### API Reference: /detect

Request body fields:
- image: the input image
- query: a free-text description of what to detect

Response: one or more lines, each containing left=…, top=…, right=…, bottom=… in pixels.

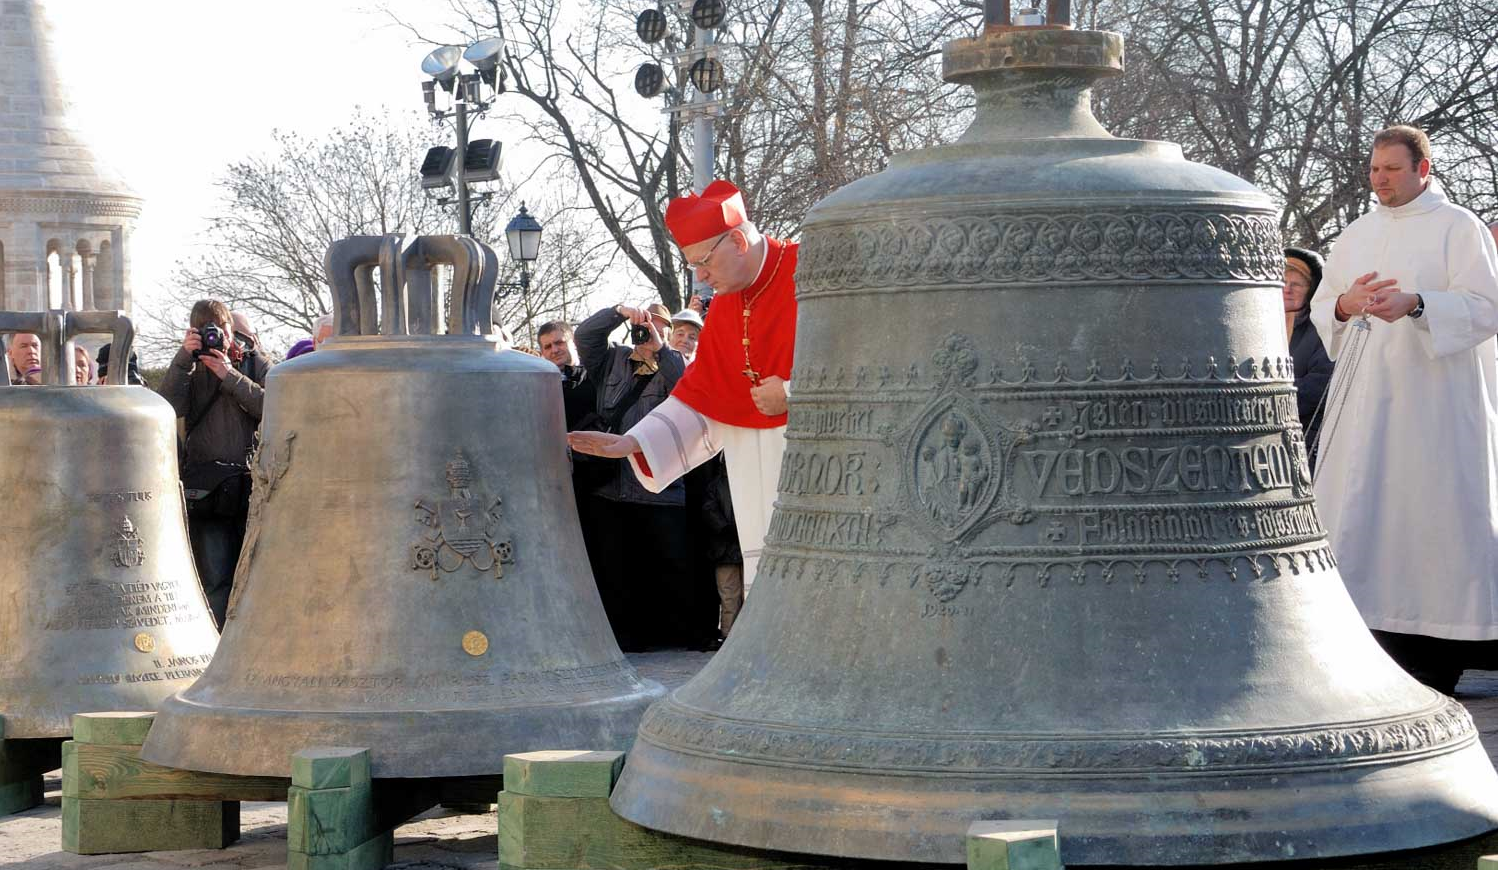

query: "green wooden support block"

left=1478, top=856, right=1498, bottom=869
left=498, top=790, right=830, bottom=870
left=71, top=712, right=155, bottom=746
left=61, top=796, right=240, bottom=854
left=62, top=739, right=287, bottom=802
left=503, top=750, right=624, bottom=798
left=287, top=747, right=385, bottom=868
left=293, top=746, right=371, bottom=790
left=288, top=830, right=394, bottom=870
left=967, top=820, right=1062, bottom=870
left=287, top=784, right=379, bottom=855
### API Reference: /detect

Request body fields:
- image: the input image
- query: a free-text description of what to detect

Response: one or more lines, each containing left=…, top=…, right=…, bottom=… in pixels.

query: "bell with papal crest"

left=0, top=310, right=219, bottom=741
left=141, top=234, right=665, bottom=778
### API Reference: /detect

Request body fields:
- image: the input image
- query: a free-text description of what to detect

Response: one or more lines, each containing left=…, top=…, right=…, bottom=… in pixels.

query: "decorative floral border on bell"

left=637, top=694, right=1477, bottom=775
left=796, top=208, right=1284, bottom=295
left=792, top=353, right=1299, bottom=396
left=759, top=543, right=1337, bottom=592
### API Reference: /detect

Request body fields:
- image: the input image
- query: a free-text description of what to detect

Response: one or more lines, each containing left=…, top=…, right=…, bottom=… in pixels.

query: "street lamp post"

left=497, top=204, right=544, bottom=342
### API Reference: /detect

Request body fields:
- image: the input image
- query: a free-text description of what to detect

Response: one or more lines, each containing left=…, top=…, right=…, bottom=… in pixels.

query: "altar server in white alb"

left=569, top=180, right=797, bottom=594
left=1311, top=125, right=1498, bottom=693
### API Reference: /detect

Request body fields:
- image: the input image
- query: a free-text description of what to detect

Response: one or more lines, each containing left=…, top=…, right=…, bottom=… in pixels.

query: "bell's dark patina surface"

left=608, top=18, right=1498, bottom=867
left=140, top=235, right=665, bottom=778
left=0, top=311, right=219, bottom=738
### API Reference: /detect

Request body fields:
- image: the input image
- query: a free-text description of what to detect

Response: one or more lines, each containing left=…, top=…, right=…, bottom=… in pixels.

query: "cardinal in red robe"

left=569, top=179, right=797, bottom=599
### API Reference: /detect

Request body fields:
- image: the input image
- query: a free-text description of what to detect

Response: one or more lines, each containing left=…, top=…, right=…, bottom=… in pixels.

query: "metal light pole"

left=453, top=98, right=473, bottom=235
left=690, top=15, right=714, bottom=196
left=633, top=1, right=729, bottom=306
left=420, top=41, right=505, bottom=237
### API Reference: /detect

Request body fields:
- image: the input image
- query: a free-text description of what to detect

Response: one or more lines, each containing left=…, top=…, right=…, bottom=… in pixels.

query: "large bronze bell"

left=0, top=310, right=218, bottom=738
left=608, top=19, right=1498, bottom=867
left=141, top=235, right=666, bottom=778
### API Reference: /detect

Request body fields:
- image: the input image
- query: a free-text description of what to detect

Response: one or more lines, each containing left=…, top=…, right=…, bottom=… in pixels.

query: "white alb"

left=1311, top=179, right=1498, bottom=639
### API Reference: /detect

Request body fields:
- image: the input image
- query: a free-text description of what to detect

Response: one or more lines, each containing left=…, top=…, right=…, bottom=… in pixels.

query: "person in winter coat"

left=573, top=302, right=692, bottom=651
left=1284, top=246, right=1334, bottom=470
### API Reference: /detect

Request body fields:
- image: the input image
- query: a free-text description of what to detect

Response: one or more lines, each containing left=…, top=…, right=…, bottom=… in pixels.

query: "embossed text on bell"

left=607, top=7, right=1498, bottom=866
left=140, top=234, right=666, bottom=779
left=0, top=310, right=219, bottom=739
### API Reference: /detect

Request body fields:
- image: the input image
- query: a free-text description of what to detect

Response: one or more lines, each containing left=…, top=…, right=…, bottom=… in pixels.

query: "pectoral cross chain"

left=741, top=305, right=760, bottom=384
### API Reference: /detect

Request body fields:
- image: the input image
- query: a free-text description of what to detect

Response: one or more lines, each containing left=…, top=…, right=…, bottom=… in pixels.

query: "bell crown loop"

left=323, top=234, right=499, bottom=340
left=943, top=28, right=1124, bottom=143
left=0, top=309, right=134, bottom=387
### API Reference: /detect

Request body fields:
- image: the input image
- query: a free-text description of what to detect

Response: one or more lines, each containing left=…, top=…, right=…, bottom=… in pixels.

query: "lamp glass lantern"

left=505, top=204, right=543, bottom=264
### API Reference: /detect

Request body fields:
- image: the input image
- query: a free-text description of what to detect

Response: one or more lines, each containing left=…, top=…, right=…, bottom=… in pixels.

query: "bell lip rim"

left=609, top=736, right=1498, bottom=865
left=138, top=677, right=669, bottom=778
left=629, top=691, right=1478, bottom=777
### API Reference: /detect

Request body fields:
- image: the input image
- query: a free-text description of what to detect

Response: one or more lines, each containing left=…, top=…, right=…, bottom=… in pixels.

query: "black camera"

left=699, top=293, right=713, bottom=314
left=629, top=323, right=653, bottom=345
left=194, top=324, right=226, bottom=358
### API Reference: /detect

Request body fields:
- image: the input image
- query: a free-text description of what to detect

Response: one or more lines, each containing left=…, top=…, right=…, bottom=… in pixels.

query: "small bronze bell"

left=0, top=310, right=218, bottom=738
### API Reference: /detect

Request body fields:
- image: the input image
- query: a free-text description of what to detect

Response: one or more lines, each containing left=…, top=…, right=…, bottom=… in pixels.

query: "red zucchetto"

left=664, top=180, right=747, bottom=247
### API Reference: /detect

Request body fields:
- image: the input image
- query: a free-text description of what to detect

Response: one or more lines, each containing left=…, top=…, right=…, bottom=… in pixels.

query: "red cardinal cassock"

left=624, top=180, right=797, bottom=592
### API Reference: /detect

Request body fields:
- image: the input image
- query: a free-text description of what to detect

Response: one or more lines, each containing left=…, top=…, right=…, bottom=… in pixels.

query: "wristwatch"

left=1409, top=294, right=1425, bottom=319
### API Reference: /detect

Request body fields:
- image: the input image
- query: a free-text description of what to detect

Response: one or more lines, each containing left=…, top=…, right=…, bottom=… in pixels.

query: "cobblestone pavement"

left=2, top=657, right=1496, bottom=869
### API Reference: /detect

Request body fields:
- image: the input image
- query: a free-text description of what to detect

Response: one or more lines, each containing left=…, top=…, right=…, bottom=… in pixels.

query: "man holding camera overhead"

left=573, top=300, right=703, bottom=651
left=160, top=299, right=270, bottom=627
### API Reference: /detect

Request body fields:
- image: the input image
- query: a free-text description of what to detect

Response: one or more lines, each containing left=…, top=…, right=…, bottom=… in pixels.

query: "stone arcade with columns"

left=0, top=0, right=141, bottom=315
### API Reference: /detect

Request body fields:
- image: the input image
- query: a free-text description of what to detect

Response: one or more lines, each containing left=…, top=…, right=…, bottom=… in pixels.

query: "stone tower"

left=0, top=0, right=142, bottom=314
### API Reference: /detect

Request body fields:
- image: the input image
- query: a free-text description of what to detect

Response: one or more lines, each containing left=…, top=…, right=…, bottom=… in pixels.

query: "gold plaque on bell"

left=461, top=630, right=489, bottom=656
left=133, top=633, right=155, bottom=653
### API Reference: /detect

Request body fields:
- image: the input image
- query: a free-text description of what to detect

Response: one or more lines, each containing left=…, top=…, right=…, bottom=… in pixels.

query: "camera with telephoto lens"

left=629, top=322, right=652, bottom=345
left=194, top=324, right=226, bottom=359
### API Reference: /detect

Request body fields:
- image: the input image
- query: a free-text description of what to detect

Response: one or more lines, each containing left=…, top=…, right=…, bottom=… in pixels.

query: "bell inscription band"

left=607, top=20, right=1498, bottom=868
left=0, top=310, right=218, bottom=737
left=141, top=235, right=665, bottom=778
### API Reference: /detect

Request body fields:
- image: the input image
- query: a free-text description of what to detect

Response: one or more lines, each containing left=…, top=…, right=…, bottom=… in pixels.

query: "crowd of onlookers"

left=537, top=297, right=738, bottom=652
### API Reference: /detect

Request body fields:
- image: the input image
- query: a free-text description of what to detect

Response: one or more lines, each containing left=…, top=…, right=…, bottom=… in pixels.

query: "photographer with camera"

left=572, top=301, right=699, bottom=650
left=160, top=300, right=271, bottom=626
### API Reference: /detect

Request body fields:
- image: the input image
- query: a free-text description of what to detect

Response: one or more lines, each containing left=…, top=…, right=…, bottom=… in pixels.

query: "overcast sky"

left=48, top=0, right=499, bottom=330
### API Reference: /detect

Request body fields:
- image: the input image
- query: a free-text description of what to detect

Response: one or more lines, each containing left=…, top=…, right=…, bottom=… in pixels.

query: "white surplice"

left=625, top=396, right=786, bottom=594
left=1310, top=180, right=1498, bottom=639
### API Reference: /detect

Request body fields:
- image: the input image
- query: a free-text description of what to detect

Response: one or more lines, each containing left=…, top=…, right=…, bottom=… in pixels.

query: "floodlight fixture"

left=464, top=37, right=506, bottom=89
left=635, top=63, right=666, bottom=98
left=463, top=37, right=503, bottom=69
left=504, top=204, right=543, bottom=264
left=464, top=139, right=503, bottom=182
left=636, top=8, right=668, bottom=43
left=419, top=146, right=457, bottom=190
left=421, top=45, right=463, bottom=92
left=690, top=0, right=727, bottom=30
left=688, top=56, right=724, bottom=94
